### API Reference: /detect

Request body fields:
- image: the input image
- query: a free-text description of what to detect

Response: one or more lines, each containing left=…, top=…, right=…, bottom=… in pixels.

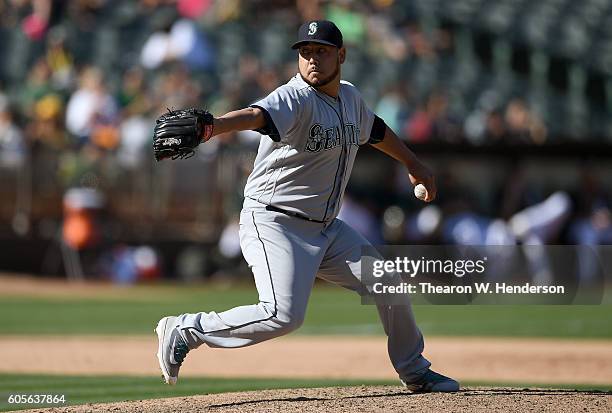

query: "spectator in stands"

left=45, top=27, right=75, bottom=92
left=65, top=66, right=118, bottom=147
left=0, top=95, right=26, bottom=168
left=151, top=65, right=202, bottom=113
left=404, top=91, right=461, bottom=143
left=116, top=67, right=153, bottom=168
left=19, top=58, right=54, bottom=117
left=117, top=67, right=150, bottom=117
left=504, top=98, right=547, bottom=145
left=374, top=83, right=412, bottom=134
left=141, top=16, right=215, bottom=72
left=464, top=90, right=507, bottom=144
left=21, top=0, right=51, bottom=41
left=27, top=92, right=66, bottom=149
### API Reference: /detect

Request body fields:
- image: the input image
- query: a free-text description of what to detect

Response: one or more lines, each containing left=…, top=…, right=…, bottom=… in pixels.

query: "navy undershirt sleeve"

left=250, top=105, right=281, bottom=142
left=368, top=115, right=387, bottom=145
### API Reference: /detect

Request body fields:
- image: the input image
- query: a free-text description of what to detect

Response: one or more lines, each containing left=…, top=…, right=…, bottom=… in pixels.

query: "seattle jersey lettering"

left=306, top=123, right=360, bottom=152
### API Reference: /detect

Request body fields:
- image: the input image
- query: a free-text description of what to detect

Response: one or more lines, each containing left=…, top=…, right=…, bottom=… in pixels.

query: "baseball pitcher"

left=153, top=20, right=458, bottom=392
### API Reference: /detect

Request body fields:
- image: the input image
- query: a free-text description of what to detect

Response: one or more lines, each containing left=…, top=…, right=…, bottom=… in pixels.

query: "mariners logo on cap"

left=291, top=20, right=343, bottom=49
left=308, top=22, right=318, bottom=35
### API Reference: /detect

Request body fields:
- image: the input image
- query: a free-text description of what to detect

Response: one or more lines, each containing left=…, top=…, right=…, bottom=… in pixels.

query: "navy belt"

left=265, top=205, right=325, bottom=223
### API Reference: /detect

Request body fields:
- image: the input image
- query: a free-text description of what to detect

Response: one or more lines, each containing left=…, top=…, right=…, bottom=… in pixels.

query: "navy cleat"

left=401, top=369, right=460, bottom=393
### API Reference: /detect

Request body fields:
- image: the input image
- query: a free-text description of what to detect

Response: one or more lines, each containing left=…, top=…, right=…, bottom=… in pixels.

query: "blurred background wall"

left=0, top=0, right=611, bottom=282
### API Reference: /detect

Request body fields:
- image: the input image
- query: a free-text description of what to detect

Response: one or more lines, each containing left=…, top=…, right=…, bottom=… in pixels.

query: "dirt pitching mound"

left=33, top=386, right=612, bottom=413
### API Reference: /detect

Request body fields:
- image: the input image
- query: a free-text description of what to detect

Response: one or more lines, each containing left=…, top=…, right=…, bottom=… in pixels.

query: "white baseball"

left=414, top=184, right=427, bottom=201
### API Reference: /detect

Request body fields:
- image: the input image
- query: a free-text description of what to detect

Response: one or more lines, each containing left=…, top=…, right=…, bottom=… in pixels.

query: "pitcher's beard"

left=300, top=62, right=340, bottom=88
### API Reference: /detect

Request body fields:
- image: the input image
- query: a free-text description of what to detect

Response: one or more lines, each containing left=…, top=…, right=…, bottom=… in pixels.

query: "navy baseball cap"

left=291, top=20, right=343, bottom=49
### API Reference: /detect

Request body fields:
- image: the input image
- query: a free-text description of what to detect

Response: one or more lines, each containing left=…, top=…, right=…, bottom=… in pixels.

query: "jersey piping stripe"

left=257, top=141, right=286, bottom=204
left=181, top=212, right=277, bottom=336
left=268, top=145, right=291, bottom=204
left=251, top=211, right=278, bottom=316
left=314, top=93, right=346, bottom=222
left=249, top=104, right=287, bottom=204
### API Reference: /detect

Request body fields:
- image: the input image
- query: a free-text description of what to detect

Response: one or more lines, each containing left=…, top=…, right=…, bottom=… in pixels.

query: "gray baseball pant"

left=176, top=204, right=431, bottom=381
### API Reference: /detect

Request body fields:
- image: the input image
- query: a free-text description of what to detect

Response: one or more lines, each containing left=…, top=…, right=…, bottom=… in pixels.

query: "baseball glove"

left=153, top=108, right=214, bottom=161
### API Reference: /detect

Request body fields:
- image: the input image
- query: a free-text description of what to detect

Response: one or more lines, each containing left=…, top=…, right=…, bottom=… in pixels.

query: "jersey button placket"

left=329, top=95, right=348, bottom=220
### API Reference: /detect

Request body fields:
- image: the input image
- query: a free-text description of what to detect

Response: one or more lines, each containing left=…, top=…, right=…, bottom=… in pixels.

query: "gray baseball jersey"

left=173, top=74, right=432, bottom=383
left=244, top=74, right=379, bottom=222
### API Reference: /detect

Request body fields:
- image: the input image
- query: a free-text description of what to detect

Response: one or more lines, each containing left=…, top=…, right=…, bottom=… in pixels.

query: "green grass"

left=0, top=374, right=609, bottom=412
left=0, top=374, right=393, bottom=412
left=0, top=283, right=611, bottom=338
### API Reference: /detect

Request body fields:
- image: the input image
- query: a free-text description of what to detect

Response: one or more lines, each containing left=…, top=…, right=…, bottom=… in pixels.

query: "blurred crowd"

left=0, top=0, right=610, bottom=281
left=2, top=0, right=610, bottom=165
